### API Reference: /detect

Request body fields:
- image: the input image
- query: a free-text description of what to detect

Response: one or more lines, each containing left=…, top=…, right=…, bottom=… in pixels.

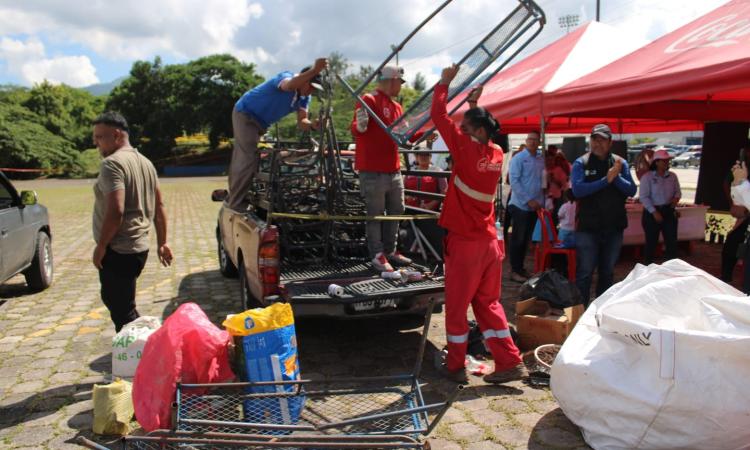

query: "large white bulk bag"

left=551, top=259, right=750, bottom=450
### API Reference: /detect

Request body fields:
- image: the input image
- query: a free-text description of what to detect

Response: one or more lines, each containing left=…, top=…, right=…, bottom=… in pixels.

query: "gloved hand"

left=355, top=107, right=369, bottom=133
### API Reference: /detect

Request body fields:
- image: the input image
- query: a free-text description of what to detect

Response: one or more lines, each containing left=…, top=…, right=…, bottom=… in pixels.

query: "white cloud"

left=0, top=0, right=265, bottom=63
left=0, top=36, right=97, bottom=86
left=0, top=0, right=732, bottom=86
left=21, top=55, right=98, bottom=86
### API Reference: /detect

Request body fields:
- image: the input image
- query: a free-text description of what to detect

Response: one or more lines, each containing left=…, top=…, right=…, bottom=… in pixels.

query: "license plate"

left=352, top=299, right=397, bottom=311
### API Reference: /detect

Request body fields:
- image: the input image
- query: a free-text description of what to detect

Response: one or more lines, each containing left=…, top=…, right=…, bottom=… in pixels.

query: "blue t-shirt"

left=234, top=71, right=311, bottom=129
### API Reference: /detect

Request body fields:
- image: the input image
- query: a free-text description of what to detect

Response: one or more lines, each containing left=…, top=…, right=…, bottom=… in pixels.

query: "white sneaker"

left=372, top=252, right=394, bottom=272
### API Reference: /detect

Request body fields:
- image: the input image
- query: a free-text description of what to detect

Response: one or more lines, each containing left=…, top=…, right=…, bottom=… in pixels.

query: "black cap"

left=591, top=123, right=612, bottom=139
left=300, top=66, right=324, bottom=91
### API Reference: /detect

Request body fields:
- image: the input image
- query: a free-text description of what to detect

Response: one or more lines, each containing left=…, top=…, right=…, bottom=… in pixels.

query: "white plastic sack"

left=551, top=259, right=750, bottom=450
left=112, top=316, right=161, bottom=378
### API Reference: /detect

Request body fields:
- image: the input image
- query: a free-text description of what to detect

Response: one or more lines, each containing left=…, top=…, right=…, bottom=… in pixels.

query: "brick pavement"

left=0, top=177, right=732, bottom=449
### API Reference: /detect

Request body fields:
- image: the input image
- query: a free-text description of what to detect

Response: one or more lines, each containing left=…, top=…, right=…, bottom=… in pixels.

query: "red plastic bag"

left=132, top=303, right=235, bottom=431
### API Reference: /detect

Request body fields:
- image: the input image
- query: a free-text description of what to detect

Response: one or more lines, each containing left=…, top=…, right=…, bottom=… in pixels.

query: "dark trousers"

left=508, top=205, right=536, bottom=273
left=642, top=205, right=678, bottom=264
left=721, top=217, right=750, bottom=282
left=575, top=229, right=624, bottom=306
left=99, top=247, right=149, bottom=332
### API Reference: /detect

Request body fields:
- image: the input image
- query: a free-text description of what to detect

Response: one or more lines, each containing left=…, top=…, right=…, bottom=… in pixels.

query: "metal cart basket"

left=79, top=303, right=459, bottom=449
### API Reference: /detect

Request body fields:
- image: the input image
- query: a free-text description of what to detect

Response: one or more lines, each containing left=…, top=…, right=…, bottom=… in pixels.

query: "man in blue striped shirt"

left=508, top=131, right=545, bottom=282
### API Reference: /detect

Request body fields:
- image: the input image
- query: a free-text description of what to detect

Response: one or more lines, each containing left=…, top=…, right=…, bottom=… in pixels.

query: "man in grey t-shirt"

left=92, top=111, right=173, bottom=331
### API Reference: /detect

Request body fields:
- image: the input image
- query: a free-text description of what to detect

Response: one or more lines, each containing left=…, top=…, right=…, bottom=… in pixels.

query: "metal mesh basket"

left=175, top=378, right=430, bottom=437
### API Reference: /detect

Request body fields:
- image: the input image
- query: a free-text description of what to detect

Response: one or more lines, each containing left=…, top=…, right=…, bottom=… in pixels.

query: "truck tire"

left=218, top=228, right=238, bottom=278
left=238, top=258, right=261, bottom=310
left=24, top=231, right=53, bottom=291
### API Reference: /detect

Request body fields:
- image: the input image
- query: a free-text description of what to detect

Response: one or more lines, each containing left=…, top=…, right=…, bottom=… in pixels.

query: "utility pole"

left=596, top=0, right=600, bottom=21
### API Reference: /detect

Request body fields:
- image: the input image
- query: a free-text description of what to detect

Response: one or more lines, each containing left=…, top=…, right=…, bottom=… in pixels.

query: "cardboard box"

left=515, top=298, right=584, bottom=351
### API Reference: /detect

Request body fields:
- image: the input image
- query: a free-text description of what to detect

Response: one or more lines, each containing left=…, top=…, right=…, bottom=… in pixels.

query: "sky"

left=0, top=0, right=730, bottom=89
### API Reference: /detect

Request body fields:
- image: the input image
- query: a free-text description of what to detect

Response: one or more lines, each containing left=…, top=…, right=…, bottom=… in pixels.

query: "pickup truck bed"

left=280, top=261, right=444, bottom=317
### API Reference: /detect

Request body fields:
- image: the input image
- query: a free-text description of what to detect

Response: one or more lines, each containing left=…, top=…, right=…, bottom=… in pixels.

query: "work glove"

left=355, top=107, right=369, bottom=133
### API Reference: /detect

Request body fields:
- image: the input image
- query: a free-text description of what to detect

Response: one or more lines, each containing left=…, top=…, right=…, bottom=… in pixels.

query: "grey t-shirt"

left=93, top=147, right=159, bottom=254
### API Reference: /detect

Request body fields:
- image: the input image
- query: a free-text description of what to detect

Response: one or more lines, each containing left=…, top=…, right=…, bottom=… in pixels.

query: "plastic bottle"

left=402, top=270, right=423, bottom=282
left=495, top=221, right=504, bottom=240
left=381, top=271, right=402, bottom=280
left=327, top=284, right=344, bottom=297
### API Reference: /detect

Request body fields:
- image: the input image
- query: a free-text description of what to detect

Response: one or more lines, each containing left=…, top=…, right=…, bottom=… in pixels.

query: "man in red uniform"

left=432, top=64, right=527, bottom=384
left=404, top=151, right=447, bottom=211
left=351, top=65, right=413, bottom=272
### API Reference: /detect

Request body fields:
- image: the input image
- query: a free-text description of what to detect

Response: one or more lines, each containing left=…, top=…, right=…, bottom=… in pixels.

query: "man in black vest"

left=571, top=124, right=637, bottom=305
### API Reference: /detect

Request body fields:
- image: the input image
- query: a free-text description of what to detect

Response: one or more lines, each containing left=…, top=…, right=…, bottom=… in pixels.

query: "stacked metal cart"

left=79, top=304, right=459, bottom=449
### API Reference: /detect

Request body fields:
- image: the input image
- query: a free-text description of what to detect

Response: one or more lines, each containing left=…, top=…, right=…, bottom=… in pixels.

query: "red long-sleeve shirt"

left=350, top=89, right=403, bottom=173
left=432, top=83, right=504, bottom=240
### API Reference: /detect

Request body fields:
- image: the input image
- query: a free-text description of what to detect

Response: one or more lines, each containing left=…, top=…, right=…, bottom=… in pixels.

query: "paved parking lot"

left=0, top=177, right=729, bottom=449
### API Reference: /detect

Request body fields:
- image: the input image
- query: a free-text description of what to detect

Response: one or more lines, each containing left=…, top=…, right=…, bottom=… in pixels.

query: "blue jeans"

left=575, top=230, right=623, bottom=306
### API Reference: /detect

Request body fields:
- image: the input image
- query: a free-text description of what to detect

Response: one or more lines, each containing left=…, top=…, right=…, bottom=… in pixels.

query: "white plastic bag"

left=112, top=316, right=161, bottom=378
left=551, top=259, right=750, bottom=450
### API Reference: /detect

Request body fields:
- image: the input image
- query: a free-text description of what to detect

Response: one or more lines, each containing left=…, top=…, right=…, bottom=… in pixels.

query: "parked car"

left=673, top=151, right=702, bottom=168
left=0, top=171, right=53, bottom=291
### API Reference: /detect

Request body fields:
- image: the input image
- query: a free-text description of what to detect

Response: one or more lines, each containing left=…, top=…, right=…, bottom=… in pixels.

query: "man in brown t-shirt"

left=92, top=111, right=172, bottom=331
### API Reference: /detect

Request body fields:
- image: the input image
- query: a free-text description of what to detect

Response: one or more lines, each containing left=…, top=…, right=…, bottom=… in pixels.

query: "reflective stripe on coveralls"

left=446, top=333, right=469, bottom=344
left=453, top=175, right=495, bottom=203
left=482, top=329, right=512, bottom=340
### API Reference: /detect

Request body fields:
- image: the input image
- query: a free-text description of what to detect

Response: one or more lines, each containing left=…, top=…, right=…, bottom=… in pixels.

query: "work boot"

left=483, top=363, right=529, bottom=385
left=437, top=363, right=469, bottom=384
left=371, top=252, right=394, bottom=272
left=509, top=272, right=528, bottom=283
left=387, top=251, right=412, bottom=267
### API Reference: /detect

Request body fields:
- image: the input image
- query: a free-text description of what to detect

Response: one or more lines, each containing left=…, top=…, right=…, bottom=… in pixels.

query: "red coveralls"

left=431, top=84, right=523, bottom=373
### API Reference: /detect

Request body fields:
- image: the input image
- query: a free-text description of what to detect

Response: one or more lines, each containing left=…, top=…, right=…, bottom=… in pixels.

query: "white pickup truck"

left=212, top=144, right=444, bottom=318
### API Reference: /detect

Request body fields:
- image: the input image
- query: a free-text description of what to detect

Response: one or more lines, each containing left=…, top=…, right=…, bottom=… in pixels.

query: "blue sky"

left=0, top=0, right=728, bottom=88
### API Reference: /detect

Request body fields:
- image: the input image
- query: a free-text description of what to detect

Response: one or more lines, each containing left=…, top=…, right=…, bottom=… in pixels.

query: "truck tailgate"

left=279, top=262, right=444, bottom=317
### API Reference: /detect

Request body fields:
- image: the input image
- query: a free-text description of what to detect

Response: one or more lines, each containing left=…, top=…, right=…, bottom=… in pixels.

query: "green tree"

left=412, top=72, right=427, bottom=92
left=0, top=102, right=82, bottom=175
left=107, top=55, right=263, bottom=158
left=183, top=54, right=263, bottom=148
left=327, top=51, right=350, bottom=80
left=23, top=81, right=103, bottom=149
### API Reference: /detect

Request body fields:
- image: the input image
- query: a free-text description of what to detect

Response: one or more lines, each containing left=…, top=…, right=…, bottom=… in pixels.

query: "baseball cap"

left=300, top=66, right=324, bottom=91
left=378, top=65, right=406, bottom=83
left=652, top=149, right=672, bottom=161
left=590, top=123, right=612, bottom=139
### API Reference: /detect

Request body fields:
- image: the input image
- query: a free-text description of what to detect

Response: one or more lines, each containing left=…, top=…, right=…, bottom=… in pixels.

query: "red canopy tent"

left=545, top=0, right=750, bottom=128
left=473, top=21, right=648, bottom=133
left=456, top=21, right=702, bottom=133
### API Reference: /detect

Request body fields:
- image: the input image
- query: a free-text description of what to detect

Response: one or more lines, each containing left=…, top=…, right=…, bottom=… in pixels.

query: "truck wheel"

left=24, top=231, right=53, bottom=291
left=218, top=230, right=238, bottom=278
left=238, top=258, right=261, bottom=310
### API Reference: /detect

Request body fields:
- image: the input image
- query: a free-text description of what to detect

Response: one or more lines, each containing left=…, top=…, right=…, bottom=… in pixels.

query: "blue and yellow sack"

left=224, top=303, right=303, bottom=429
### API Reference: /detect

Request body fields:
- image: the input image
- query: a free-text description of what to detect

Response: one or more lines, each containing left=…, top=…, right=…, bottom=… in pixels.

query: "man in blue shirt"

left=508, top=130, right=545, bottom=282
left=571, top=124, right=637, bottom=305
left=227, top=58, right=328, bottom=211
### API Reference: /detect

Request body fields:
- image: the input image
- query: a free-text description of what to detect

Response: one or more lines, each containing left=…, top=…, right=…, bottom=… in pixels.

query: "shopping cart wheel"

left=423, top=439, right=432, bottom=450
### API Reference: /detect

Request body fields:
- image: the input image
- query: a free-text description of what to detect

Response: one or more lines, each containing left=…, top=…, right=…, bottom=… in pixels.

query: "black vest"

left=577, top=152, right=628, bottom=232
